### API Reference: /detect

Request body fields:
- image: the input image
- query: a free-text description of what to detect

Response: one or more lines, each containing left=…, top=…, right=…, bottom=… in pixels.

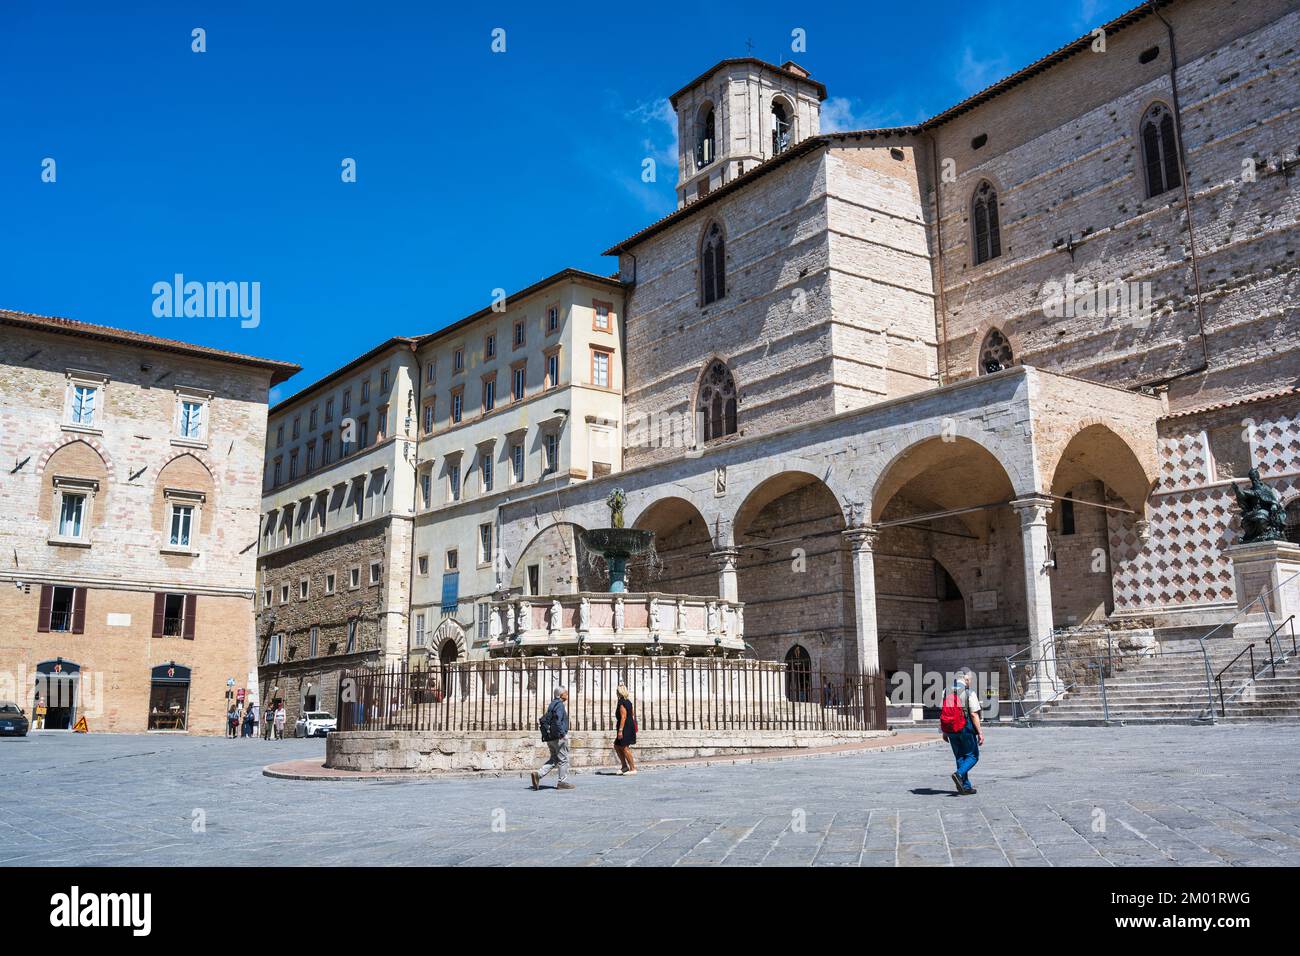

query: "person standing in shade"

left=531, top=687, right=574, bottom=791
left=614, top=683, right=638, bottom=775
left=939, top=668, right=984, bottom=795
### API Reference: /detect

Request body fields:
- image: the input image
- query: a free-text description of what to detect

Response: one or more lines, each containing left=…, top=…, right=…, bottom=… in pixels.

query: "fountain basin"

left=486, top=591, right=745, bottom=657
left=579, top=528, right=655, bottom=593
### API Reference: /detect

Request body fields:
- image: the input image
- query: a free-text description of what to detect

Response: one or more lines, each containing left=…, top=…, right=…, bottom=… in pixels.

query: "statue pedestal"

left=1225, top=540, right=1300, bottom=642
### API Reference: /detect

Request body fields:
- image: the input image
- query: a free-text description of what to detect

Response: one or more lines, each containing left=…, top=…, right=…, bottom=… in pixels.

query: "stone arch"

left=1042, top=421, right=1156, bottom=519
left=870, top=432, right=1025, bottom=527
left=154, top=452, right=217, bottom=535
left=36, top=435, right=114, bottom=477
left=631, top=496, right=716, bottom=597
left=511, top=521, right=594, bottom=595
left=431, top=618, right=467, bottom=660
left=731, top=468, right=852, bottom=536
left=770, top=93, right=795, bottom=154
left=732, top=470, right=853, bottom=670
left=694, top=101, right=717, bottom=168
left=38, top=439, right=111, bottom=529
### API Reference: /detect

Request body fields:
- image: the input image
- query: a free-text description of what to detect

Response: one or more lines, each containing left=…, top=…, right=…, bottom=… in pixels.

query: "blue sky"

left=1, top=0, right=1136, bottom=402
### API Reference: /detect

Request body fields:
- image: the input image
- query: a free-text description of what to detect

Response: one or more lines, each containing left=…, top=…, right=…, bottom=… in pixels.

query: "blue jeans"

left=948, top=728, right=979, bottom=789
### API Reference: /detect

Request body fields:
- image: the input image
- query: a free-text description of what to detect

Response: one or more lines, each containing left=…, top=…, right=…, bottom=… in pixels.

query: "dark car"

left=0, top=702, right=29, bottom=737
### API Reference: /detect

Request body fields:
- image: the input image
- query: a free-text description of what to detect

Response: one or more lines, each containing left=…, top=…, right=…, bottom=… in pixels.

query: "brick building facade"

left=0, top=310, right=296, bottom=734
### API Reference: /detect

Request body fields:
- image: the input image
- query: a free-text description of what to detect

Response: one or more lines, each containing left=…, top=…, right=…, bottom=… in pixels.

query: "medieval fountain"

left=485, top=488, right=747, bottom=657
left=324, top=489, right=888, bottom=775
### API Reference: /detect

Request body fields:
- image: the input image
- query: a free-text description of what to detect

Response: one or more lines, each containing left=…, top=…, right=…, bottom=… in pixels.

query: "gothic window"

left=700, top=221, right=726, bottom=305
left=698, top=360, right=737, bottom=442
left=771, top=98, right=792, bottom=155
left=978, top=328, right=1013, bottom=375
left=695, top=105, right=716, bottom=169
left=971, top=181, right=1001, bottom=265
left=1140, top=102, right=1181, bottom=198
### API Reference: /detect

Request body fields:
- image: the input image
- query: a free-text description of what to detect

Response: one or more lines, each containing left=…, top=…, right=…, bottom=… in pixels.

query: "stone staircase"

left=1026, top=635, right=1300, bottom=725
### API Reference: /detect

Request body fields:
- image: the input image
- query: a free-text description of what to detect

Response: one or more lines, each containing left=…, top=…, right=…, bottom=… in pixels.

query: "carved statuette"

left=578, top=596, right=591, bottom=632
left=607, top=488, right=628, bottom=529
left=647, top=597, right=660, bottom=633
left=515, top=600, right=530, bottom=636
left=548, top=599, right=563, bottom=633
left=613, top=597, right=625, bottom=632
left=488, top=606, right=501, bottom=641
left=1232, top=467, right=1287, bottom=543
left=707, top=601, right=719, bottom=634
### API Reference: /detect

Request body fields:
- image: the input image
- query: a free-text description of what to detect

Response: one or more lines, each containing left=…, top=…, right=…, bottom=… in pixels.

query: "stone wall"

left=326, top=728, right=894, bottom=774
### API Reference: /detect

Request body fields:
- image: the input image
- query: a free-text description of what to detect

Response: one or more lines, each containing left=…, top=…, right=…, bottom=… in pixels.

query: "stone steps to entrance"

left=1026, top=638, right=1300, bottom=724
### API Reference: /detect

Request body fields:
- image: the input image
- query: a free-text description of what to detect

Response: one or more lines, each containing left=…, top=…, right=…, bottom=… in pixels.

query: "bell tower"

left=669, top=58, right=826, bottom=208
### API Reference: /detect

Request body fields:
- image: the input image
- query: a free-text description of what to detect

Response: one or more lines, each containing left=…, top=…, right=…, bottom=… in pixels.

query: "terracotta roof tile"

left=0, top=308, right=301, bottom=385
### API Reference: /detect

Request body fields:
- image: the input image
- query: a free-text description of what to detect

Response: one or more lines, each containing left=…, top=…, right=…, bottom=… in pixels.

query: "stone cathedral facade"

left=497, top=0, right=1300, bottom=690
left=256, top=0, right=1298, bottom=719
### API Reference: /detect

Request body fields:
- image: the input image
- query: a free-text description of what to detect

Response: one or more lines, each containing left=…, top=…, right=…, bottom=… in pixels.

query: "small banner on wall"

left=72, top=715, right=89, bottom=733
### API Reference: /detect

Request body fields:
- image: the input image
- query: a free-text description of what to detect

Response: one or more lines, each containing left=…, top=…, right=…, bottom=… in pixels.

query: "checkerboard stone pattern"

left=1110, top=403, right=1300, bottom=614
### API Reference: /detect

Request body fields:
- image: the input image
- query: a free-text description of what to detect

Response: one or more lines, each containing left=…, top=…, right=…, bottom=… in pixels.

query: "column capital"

left=1009, top=494, right=1054, bottom=525
left=842, top=525, right=882, bottom=552
left=709, top=547, right=739, bottom=570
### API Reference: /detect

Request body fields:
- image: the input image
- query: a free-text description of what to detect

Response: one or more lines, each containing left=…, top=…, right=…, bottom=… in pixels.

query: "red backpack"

left=939, top=686, right=968, bottom=734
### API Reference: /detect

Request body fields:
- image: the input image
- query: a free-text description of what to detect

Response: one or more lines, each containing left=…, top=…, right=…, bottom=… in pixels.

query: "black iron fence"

left=338, top=658, right=888, bottom=734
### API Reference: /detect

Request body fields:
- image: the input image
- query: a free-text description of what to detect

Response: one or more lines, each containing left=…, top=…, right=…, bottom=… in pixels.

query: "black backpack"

left=538, top=702, right=557, bottom=742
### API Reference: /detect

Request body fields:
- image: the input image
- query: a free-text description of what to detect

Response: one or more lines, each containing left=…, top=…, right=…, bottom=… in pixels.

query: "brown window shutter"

left=152, top=593, right=166, bottom=638
left=37, top=585, right=53, bottom=633
left=183, top=594, right=197, bottom=640
left=72, top=588, right=87, bottom=634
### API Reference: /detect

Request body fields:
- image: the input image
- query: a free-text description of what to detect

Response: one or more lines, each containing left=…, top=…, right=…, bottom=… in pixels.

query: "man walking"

left=531, top=686, right=574, bottom=791
left=940, top=668, right=984, bottom=795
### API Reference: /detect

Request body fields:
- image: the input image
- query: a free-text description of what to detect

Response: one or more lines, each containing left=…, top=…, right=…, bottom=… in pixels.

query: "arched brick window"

left=978, top=327, right=1013, bottom=375
left=1140, top=102, right=1181, bottom=198
left=698, top=359, right=737, bottom=442
left=971, top=181, right=1001, bottom=265
left=700, top=221, right=726, bottom=306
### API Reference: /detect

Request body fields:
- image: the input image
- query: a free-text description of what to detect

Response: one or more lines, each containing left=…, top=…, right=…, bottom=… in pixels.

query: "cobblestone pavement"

left=3, top=725, right=1299, bottom=866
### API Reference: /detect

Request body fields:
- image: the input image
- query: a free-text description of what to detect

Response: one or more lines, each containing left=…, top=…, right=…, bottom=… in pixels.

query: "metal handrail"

left=1214, top=643, right=1255, bottom=717
left=1217, top=614, right=1297, bottom=712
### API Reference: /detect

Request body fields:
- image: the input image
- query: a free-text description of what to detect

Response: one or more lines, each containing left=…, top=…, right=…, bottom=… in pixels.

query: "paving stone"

left=4, top=726, right=1300, bottom=867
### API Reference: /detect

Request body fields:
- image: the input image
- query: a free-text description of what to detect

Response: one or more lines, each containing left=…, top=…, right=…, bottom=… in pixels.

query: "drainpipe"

left=1145, top=0, right=1210, bottom=383
left=926, top=131, right=950, bottom=385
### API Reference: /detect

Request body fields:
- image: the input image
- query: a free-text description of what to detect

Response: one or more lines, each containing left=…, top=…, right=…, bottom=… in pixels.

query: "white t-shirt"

left=952, top=683, right=981, bottom=721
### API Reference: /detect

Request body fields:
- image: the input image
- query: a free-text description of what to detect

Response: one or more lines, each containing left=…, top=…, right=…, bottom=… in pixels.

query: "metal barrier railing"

left=337, top=657, right=889, bottom=734
left=1005, top=569, right=1300, bottom=723
left=1215, top=614, right=1296, bottom=715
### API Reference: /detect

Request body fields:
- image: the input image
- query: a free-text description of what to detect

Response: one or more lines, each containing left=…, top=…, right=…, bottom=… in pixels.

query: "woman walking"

left=613, top=683, right=637, bottom=775
left=273, top=701, right=286, bottom=740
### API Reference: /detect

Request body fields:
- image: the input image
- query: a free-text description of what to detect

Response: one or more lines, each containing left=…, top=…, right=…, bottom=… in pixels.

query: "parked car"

left=0, top=702, right=30, bottom=737
left=294, top=711, right=336, bottom=738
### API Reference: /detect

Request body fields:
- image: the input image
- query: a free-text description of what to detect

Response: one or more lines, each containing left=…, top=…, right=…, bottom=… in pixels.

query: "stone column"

left=1010, top=495, right=1063, bottom=700
left=842, top=526, right=882, bottom=676
left=711, top=547, right=739, bottom=603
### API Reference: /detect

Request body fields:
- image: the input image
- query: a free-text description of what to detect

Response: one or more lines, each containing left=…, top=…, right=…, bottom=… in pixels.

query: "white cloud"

left=955, top=46, right=1010, bottom=96
left=627, top=97, right=678, bottom=168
